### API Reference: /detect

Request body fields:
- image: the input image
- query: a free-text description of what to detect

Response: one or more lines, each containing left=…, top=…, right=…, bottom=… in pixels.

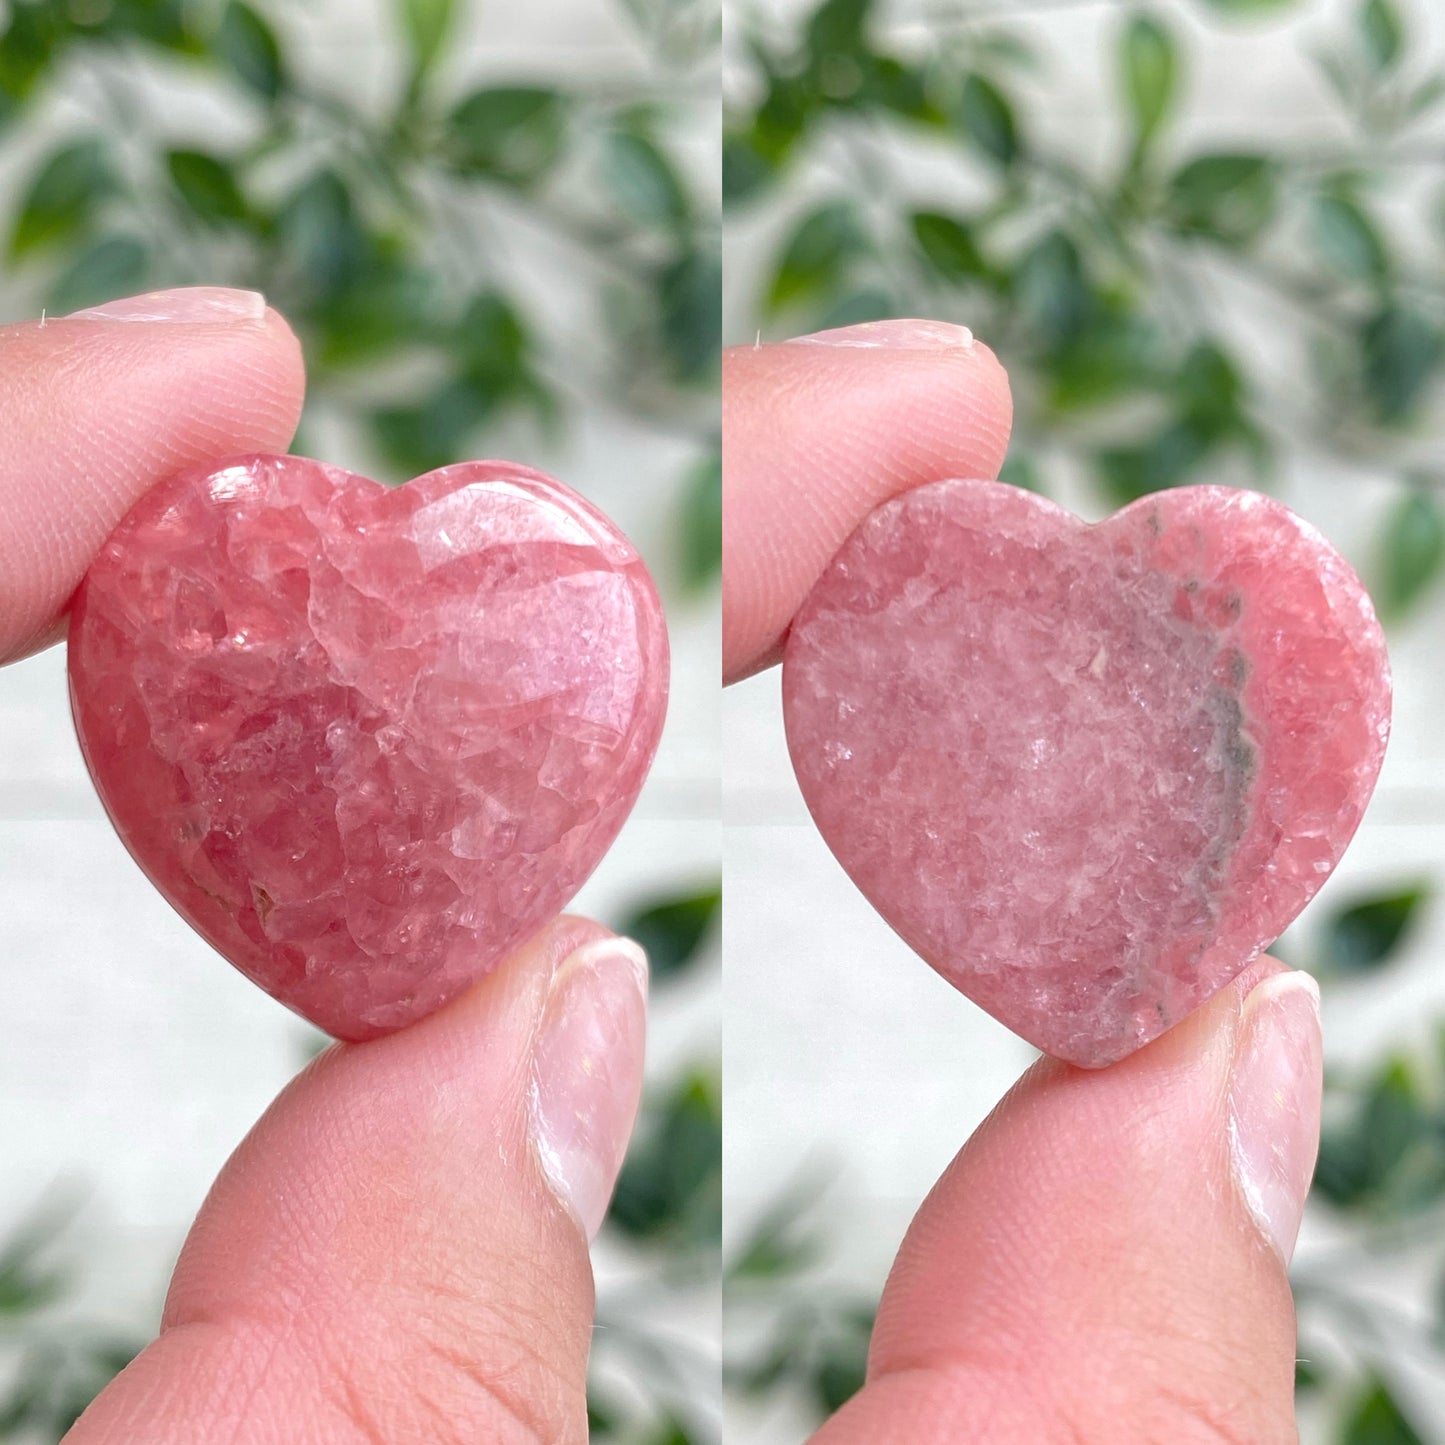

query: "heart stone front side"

left=69, top=456, right=668, bottom=1040
left=783, top=480, right=1390, bottom=1067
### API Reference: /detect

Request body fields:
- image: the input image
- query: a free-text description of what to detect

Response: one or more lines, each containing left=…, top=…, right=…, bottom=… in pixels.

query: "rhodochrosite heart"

left=69, top=456, right=668, bottom=1040
left=783, top=480, right=1390, bottom=1067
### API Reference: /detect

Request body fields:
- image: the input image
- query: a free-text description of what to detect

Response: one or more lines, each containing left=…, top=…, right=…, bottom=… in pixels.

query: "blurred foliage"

left=0, top=0, right=721, bottom=591
left=727, top=0, right=1445, bottom=1438
left=725, top=1171, right=877, bottom=1420
left=1317, top=883, right=1432, bottom=978
left=591, top=878, right=720, bottom=1441
left=727, top=0, right=1445, bottom=617
left=619, top=880, right=721, bottom=984
left=0, top=1200, right=145, bottom=1439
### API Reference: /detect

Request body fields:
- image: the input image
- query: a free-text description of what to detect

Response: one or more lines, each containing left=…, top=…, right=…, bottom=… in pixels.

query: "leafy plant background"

left=0, top=1, right=719, bottom=1442
left=724, top=0, right=1445, bottom=1441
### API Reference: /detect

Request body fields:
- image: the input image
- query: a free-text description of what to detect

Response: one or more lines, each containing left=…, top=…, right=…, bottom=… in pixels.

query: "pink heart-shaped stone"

left=69, top=455, right=668, bottom=1040
left=782, top=480, right=1390, bottom=1066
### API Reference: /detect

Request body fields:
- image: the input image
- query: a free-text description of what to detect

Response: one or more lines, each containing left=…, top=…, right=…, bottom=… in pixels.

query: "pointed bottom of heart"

left=783, top=480, right=1391, bottom=1067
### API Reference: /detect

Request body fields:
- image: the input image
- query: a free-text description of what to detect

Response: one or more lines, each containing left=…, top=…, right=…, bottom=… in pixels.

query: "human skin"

left=0, top=294, right=1321, bottom=1444
left=1, top=289, right=647, bottom=1445
left=725, top=319, right=1320, bottom=1445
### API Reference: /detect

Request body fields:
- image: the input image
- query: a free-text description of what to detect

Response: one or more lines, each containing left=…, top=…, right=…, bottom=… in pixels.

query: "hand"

left=723, top=319, right=1320, bottom=1445
left=2, top=288, right=646, bottom=1445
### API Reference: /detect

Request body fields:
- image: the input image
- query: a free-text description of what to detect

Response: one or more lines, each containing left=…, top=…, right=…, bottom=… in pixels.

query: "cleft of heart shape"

left=782, top=479, right=1391, bottom=1067
left=68, top=455, right=668, bottom=1040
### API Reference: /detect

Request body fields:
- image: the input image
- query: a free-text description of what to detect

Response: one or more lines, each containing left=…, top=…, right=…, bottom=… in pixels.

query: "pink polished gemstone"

left=69, top=456, right=668, bottom=1040
left=783, top=480, right=1390, bottom=1067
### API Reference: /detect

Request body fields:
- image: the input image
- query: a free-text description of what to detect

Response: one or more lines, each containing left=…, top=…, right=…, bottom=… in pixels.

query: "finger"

left=814, top=959, right=1320, bottom=1445
left=722, top=319, right=1013, bottom=682
left=65, top=917, right=648, bottom=1445
left=0, top=287, right=306, bottom=664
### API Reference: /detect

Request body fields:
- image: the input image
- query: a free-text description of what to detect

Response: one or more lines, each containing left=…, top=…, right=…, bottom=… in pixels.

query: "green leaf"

left=0, top=1201, right=76, bottom=1316
left=608, top=1068, right=721, bottom=1244
left=765, top=201, right=863, bottom=314
left=1015, top=229, right=1090, bottom=347
left=166, top=149, right=248, bottom=225
left=216, top=1, right=285, bottom=101
left=1403, top=73, right=1445, bottom=123
left=1362, top=305, right=1444, bottom=423
left=660, top=244, right=722, bottom=382
left=370, top=376, right=494, bottom=477
left=958, top=74, right=1019, bottom=166
left=1321, top=885, right=1430, bottom=974
left=1177, top=341, right=1246, bottom=426
left=1043, top=314, right=1165, bottom=412
left=911, top=211, right=989, bottom=283
left=48, top=236, right=148, bottom=313
left=619, top=883, right=720, bottom=982
left=603, top=131, right=689, bottom=227
left=678, top=448, right=721, bottom=590
left=311, top=256, right=438, bottom=367
left=805, top=0, right=872, bottom=61
left=814, top=1325, right=870, bottom=1414
left=586, top=1390, right=620, bottom=1436
left=1295, top=1355, right=1326, bottom=1391
left=1376, top=489, right=1445, bottom=622
left=643, top=1420, right=696, bottom=1445
left=447, top=86, right=567, bottom=185
left=723, top=131, right=775, bottom=205
left=453, top=291, right=528, bottom=380
left=1341, top=1378, right=1425, bottom=1445
left=9, top=140, right=114, bottom=259
left=1360, top=0, right=1404, bottom=71
left=998, top=453, right=1047, bottom=494
left=1122, top=11, right=1178, bottom=149
left=728, top=1189, right=826, bottom=1280
left=862, top=57, right=942, bottom=125
left=0, top=1256, right=64, bottom=1314
left=0, top=1, right=65, bottom=114
left=1311, top=193, right=1389, bottom=283
left=1361, top=1061, right=1428, bottom=1192
left=398, top=0, right=454, bottom=80
left=102, top=0, right=201, bottom=51
left=1095, top=420, right=1214, bottom=505
left=1165, top=153, right=1276, bottom=245
left=275, top=169, right=368, bottom=299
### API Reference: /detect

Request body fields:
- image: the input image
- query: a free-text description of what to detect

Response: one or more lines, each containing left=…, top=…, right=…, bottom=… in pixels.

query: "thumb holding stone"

left=65, top=916, right=647, bottom=1445
left=813, top=958, right=1321, bottom=1445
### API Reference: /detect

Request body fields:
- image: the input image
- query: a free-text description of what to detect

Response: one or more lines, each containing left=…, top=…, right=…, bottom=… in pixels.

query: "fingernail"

left=530, top=937, right=649, bottom=1239
left=63, top=286, right=267, bottom=323
left=1227, top=970, right=1323, bottom=1262
left=786, top=317, right=975, bottom=350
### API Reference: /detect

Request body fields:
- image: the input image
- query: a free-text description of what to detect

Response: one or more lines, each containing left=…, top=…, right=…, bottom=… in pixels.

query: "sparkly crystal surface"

left=782, top=480, right=1390, bottom=1066
left=69, top=455, right=668, bottom=1040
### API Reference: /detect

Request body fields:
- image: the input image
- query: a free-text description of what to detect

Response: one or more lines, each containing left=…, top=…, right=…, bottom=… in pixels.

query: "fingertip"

left=722, top=323, right=1014, bottom=682
left=0, top=295, right=308, bottom=663
left=78, top=918, right=625, bottom=1445
left=855, top=957, right=1310, bottom=1442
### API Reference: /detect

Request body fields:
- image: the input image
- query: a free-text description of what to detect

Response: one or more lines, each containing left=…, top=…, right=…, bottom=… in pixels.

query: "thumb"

left=0, top=286, right=305, bottom=664
left=815, top=958, right=1321, bottom=1445
left=64, top=916, right=648, bottom=1445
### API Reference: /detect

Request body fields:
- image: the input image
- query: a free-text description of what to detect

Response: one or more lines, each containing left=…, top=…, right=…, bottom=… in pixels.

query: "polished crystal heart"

left=783, top=480, right=1390, bottom=1066
left=69, top=455, right=668, bottom=1039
